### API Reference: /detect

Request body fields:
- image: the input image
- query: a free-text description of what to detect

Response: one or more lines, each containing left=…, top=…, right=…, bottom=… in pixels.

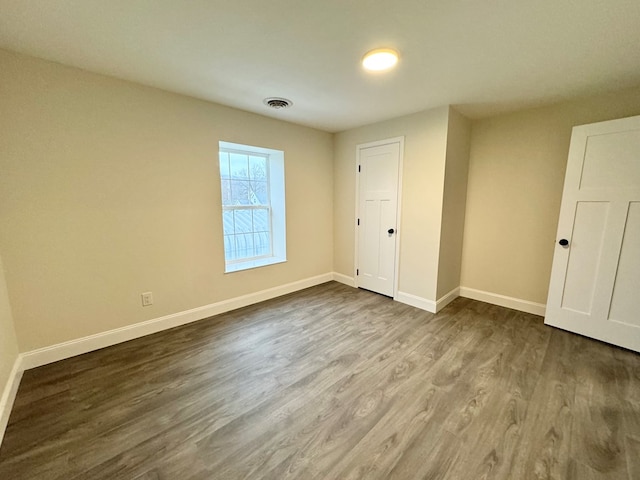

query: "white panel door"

left=357, top=140, right=401, bottom=297
left=545, top=115, right=640, bottom=352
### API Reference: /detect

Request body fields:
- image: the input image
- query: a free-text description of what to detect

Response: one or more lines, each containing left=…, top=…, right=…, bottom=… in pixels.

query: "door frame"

left=354, top=136, right=405, bottom=297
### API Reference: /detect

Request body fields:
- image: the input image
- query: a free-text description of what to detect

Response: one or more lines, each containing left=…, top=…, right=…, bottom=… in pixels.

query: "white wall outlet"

left=141, top=292, right=153, bottom=306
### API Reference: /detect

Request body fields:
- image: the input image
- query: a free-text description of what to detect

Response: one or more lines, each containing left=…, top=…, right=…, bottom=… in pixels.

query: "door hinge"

left=357, top=218, right=360, bottom=226
left=356, top=269, right=359, bottom=276
left=358, top=165, right=361, bottom=172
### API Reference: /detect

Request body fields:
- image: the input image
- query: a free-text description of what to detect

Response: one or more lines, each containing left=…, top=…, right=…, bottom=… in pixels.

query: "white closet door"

left=356, top=141, right=401, bottom=297
left=545, top=115, right=640, bottom=352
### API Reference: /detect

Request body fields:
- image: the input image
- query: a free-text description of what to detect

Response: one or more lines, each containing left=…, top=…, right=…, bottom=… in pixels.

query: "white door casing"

left=356, top=138, right=403, bottom=297
left=545, top=115, right=640, bottom=352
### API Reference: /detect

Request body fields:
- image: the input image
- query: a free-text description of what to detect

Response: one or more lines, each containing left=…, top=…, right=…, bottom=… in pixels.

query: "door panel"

left=360, top=199, right=383, bottom=281
left=378, top=199, right=396, bottom=284
left=609, top=202, right=640, bottom=327
left=580, top=130, right=640, bottom=189
left=357, top=141, right=401, bottom=297
left=545, top=115, right=640, bottom=352
left=560, top=201, right=609, bottom=314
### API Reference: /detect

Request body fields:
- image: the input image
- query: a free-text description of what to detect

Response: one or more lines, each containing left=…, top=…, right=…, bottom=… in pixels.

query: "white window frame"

left=219, top=141, right=286, bottom=273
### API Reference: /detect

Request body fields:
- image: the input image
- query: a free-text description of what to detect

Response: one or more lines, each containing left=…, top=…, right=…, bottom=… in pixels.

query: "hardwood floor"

left=1, top=281, right=639, bottom=479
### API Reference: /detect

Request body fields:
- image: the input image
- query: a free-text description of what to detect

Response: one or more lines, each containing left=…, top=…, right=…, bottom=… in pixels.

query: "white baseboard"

left=459, top=287, right=546, bottom=316
left=1, top=277, right=544, bottom=447
left=395, top=291, right=437, bottom=313
left=21, top=273, right=334, bottom=370
left=0, top=355, right=23, bottom=446
left=332, top=272, right=356, bottom=287
left=19, top=280, right=543, bottom=371
left=436, top=287, right=460, bottom=312
left=395, top=287, right=461, bottom=314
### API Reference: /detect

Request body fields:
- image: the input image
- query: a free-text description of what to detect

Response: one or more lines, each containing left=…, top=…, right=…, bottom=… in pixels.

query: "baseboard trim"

left=0, top=355, right=23, bottom=446
left=20, top=273, right=334, bottom=370
left=459, top=287, right=546, bottom=316
left=332, top=272, right=356, bottom=287
left=395, top=288, right=460, bottom=314
left=436, top=287, right=460, bottom=312
left=395, top=291, right=436, bottom=313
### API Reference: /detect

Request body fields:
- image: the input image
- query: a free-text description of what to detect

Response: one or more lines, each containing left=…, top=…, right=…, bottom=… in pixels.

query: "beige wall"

left=436, top=108, right=471, bottom=298
left=0, top=254, right=19, bottom=402
left=334, top=107, right=450, bottom=301
left=4, top=46, right=640, bottom=355
left=461, top=86, right=640, bottom=304
left=0, top=49, right=334, bottom=352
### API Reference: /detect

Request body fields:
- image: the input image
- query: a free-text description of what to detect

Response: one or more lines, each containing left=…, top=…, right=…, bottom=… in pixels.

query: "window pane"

left=253, top=208, right=269, bottom=232
left=234, top=209, right=252, bottom=233
left=223, top=210, right=234, bottom=235
left=235, top=233, right=246, bottom=258
left=252, top=180, right=268, bottom=205
left=255, top=232, right=271, bottom=256
left=249, top=156, right=267, bottom=180
left=223, top=235, right=235, bottom=260
left=219, top=152, right=230, bottom=178
left=244, top=233, right=255, bottom=258
left=220, top=179, right=231, bottom=205
left=230, top=153, right=249, bottom=179
left=230, top=179, right=251, bottom=205
left=246, top=181, right=265, bottom=206
left=235, top=233, right=254, bottom=259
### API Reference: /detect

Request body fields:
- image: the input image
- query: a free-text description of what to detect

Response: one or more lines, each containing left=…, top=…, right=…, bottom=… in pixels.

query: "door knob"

left=559, top=239, right=569, bottom=246
left=388, top=228, right=395, bottom=234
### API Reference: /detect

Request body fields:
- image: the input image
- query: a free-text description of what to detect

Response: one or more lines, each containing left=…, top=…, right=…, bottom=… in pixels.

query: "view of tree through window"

left=219, top=149, right=272, bottom=262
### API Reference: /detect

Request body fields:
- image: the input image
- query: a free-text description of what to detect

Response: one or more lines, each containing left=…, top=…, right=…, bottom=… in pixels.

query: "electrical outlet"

left=141, top=292, right=153, bottom=306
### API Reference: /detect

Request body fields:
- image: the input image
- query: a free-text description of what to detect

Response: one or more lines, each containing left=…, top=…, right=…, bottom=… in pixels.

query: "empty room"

left=1, top=1, right=639, bottom=479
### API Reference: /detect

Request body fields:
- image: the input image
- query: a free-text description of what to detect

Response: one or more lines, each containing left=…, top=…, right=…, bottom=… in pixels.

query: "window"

left=218, top=141, right=286, bottom=272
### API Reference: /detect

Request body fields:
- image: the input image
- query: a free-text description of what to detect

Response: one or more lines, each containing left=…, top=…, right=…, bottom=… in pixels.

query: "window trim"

left=219, top=141, right=286, bottom=273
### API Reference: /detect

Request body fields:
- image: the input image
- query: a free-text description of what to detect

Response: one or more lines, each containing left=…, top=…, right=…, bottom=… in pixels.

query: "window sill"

left=224, top=256, right=286, bottom=273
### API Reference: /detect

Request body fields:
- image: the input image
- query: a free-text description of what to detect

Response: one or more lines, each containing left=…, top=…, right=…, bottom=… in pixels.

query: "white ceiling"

left=1, top=0, right=639, bottom=132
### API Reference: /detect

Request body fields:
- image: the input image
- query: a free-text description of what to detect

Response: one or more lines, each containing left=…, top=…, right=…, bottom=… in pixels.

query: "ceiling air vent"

left=264, top=97, right=293, bottom=109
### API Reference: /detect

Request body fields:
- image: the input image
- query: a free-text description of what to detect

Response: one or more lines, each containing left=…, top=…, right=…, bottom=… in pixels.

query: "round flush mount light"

left=264, top=97, right=293, bottom=109
left=362, top=48, right=399, bottom=72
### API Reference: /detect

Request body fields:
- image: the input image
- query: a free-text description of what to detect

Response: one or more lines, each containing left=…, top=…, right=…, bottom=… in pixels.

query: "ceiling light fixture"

left=362, top=48, right=399, bottom=72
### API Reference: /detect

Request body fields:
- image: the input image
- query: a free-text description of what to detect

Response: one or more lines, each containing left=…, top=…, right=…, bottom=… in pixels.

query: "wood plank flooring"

left=1, top=281, right=639, bottom=479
